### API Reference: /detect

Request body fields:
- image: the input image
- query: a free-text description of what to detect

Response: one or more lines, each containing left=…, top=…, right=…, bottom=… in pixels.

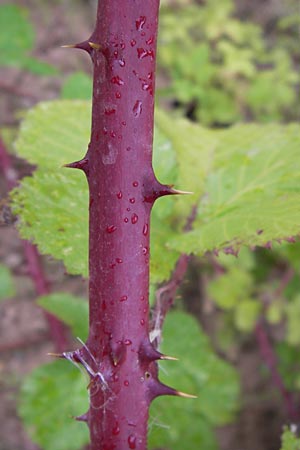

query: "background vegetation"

left=0, top=1, right=300, bottom=450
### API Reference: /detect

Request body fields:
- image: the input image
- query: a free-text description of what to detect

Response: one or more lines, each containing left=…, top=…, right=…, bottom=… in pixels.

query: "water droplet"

left=122, top=121, right=126, bottom=126
left=105, top=107, right=116, bottom=115
left=103, top=127, right=108, bottom=135
left=142, top=223, right=148, bottom=236
left=128, top=434, right=136, bottom=449
left=140, top=319, right=145, bottom=326
left=146, top=36, right=154, bottom=45
left=112, top=423, right=120, bottom=436
left=119, top=59, right=125, bottom=67
left=107, top=225, right=117, bottom=233
left=133, top=181, right=139, bottom=187
left=129, top=198, right=135, bottom=204
left=124, top=380, right=129, bottom=387
left=130, top=39, right=136, bottom=47
left=120, top=42, right=125, bottom=50
left=140, top=295, right=145, bottom=301
left=142, top=247, right=148, bottom=255
left=136, top=16, right=146, bottom=31
left=126, top=146, right=131, bottom=151
left=102, top=300, right=107, bottom=310
left=137, top=48, right=154, bottom=60
left=117, top=191, right=122, bottom=199
left=131, top=213, right=138, bottom=224
left=112, top=373, right=119, bottom=382
left=120, top=295, right=128, bottom=302
left=124, top=217, right=129, bottom=223
left=111, top=76, right=124, bottom=86
left=116, top=258, right=123, bottom=264
left=133, top=100, right=142, bottom=117
left=115, top=92, right=121, bottom=99
left=127, top=207, right=131, bottom=212
left=124, top=339, right=132, bottom=346
left=148, top=72, right=153, bottom=79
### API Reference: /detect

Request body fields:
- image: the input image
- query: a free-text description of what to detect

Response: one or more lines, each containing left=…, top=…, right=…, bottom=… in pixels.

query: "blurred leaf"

left=0, top=264, right=15, bottom=301
left=234, top=299, right=261, bottom=332
left=280, top=427, right=300, bottom=450
left=61, top=73, right=92, bottom=100
left=19, top=361, right=89, bottom=450
left=208, top=267, right=253, bottom=310
left=149, top=311, right=239, bottom=448
left=0, top=4, right=57, bottom=75
left=285, top=295, right=300, bottom=346
left=38, top=293, right=88, bottom=340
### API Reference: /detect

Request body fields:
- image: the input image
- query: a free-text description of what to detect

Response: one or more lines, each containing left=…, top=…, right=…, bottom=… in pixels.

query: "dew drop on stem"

left=128, top=434, right=137, bottom=449
left=131, top=213, right=138, bottom=224
left=106, top=225, right=117, bottom=233
left=133, top=100, right=142, bottom=117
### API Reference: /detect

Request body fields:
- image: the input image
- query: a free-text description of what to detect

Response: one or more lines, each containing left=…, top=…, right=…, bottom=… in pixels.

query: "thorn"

left=148, top=379, right=197, bottom=400
left=159, top=354, right=179, bottom=361
left=88, top=41, right=102, bottom=50
left=64, top=158, right=89, bottom=174
left=75, top=413, right=88, bottom=422
left=61, top=44, right=76, bottom=48
left=176, top=390, right=198, bottom=399
left=139, top=338, right=170, bottom=362
left=61, top=40, right=93, bottom=54
left=169, top=188, right=194, bottom=196
left=47, top=352, right=63, bottom=358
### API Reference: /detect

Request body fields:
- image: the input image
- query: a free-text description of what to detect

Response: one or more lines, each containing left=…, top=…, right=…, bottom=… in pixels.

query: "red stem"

left=255, top=321, right=300, bottom=421
left=0, top=136, right=67, bottom=353
left=65, top=2, right=185, bottom=449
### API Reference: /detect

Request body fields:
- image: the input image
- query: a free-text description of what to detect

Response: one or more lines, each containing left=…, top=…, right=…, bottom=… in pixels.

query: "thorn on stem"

left=61, top=40, right=93, bottom=55
left=148, top=379, right=197, bottom=400
left=64, top=158, right=89, bottom=174
left=88, top=41, right=102, bottom=50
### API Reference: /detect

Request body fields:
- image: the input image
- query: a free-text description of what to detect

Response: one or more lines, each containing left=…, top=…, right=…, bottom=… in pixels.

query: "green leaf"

left=0, top=4, right=57, bottom=75
left=12, top=101, right=181, bottom=283
left=61, top=72, right=92, bottom=100
left=19, top=360, right=89, bottom=450
left=149, top=311, right=239, bottom=450
left=164, top=117, right=300, bottom=257
left=11, top=101, right=90, bottom=276
left=280, top=427, right=300, bottom=450
left=38, top=293, right=88, bottom=340
left=12, top=101, right=300, bottom=282
left=207, top=266, right=253, bottom=310
left=285, top=295, right=300, bottom=346
left=0, top=264, right=15, bottom=300
left=234, top=299, right=261, bottom=332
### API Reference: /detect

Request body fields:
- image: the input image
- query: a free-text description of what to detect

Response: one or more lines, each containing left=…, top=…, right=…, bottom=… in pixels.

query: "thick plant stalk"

left=64, top=2, right=189, bottom=449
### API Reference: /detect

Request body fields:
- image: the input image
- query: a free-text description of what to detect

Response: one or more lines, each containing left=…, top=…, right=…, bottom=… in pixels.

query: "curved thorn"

left=61, top=44, right=76, bottom=48
left=47, top=352, right=63, bottom=358
left=89, top=41, right=102, bottom=50
left=176, top=390, right=198, bottom=399
left=170, top=188, right=194, bottom=195
left=159, top=354, right=179, bottom=361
